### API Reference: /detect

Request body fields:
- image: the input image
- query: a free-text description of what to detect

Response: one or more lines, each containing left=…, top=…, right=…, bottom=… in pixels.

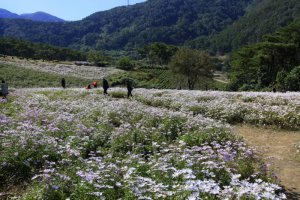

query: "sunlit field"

left=2, top=88, right=299, bottom=199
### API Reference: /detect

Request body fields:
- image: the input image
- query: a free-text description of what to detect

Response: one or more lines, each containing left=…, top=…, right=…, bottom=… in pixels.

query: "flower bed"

left=0, top=88, right=287, bottom=199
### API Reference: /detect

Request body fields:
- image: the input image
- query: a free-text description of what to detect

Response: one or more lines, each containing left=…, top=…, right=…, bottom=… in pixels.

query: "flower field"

left=134, top=90, right=300, bottom=130
left=0, top=58, right=121, bottom=80
left=1, top=88, right=298, bottom=199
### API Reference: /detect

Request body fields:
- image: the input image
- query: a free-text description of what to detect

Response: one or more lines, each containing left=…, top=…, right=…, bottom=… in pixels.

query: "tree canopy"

left=0, top=0, right=253, bottom=51
left=138, top=42, right=178, bottom=65
left=0, top=37, right=86, bottom=61
left=169, top=48, right=214, bottom=90
left=228, top=18, right=300, bottom=91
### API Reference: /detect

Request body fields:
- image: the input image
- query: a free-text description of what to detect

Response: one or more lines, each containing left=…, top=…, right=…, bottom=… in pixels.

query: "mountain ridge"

left=0, top=8, right=65, bottom=22
left=0, top=0, right=300, bottom=52
left=0, top=0, right=254, bottom=50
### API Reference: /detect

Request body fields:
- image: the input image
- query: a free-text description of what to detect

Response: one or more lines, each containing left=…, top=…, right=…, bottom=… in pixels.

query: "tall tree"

left=139, top=43, right=178, bottom=65
left=169, top=48, right=214, bottom=90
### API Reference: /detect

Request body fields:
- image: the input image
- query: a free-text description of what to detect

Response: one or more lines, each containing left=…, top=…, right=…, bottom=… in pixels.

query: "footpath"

left=234, top=125, right=300, bottom=200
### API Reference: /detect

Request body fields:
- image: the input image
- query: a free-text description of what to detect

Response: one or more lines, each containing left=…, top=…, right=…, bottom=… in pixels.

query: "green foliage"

left=284, top=66, right=300, bottom=91
left=117, top=57, right=135, bottom=70
left=138, top=42, right=178, bottom=65
left=169, top=48, right=214, bottom=90
left=108, top=67, right=222, bottom=90
left=0, top=139, right=60, bottom=188
left=109, top=91, right=127, bottom=99
left=0, top=37, right=86, bottom=61
left=0, top=0, right=253, bottom=50
left=1, top=0, right=300, bottom=53
left=228, top=19, right=300, bottom=91
left=0, top=64, right=92, bottom=88
left=87, top=50, right=111, bottom=67
left=207, top=0, right=300, bottom=53
left=180, top=128, right=235, bottom=146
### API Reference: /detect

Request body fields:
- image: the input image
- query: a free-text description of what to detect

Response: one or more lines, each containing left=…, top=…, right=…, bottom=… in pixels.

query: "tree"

left=228, top=19, right=300, bottom=91
left=139, top=43, right=178, bottom=65
left=169, top=48, right=214, bottom=90
left=284, top=66, right=300, bottom=91
left=117, top=57, right=135, bottom=71
left=87, top=51, right=110, bottom=67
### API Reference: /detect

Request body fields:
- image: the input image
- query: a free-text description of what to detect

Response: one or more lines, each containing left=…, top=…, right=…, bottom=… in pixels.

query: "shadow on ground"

left=284, top=188, right=300, bottom=200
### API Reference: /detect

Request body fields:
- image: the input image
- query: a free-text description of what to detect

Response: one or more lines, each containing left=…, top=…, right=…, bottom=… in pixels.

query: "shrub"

left=117, top=57, right=135, bottom=71
left=110, top=91, right=127, bottom=98
left=285, top=66, right=300, bottom=91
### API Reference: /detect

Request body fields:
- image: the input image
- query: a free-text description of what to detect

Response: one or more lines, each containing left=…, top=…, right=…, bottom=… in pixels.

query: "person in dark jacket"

left=61, top=78, right=66, bottom=89
left=1, top=80, right=8, bottom=99
left=126, top=80, right=133, bottom=98
left=102, top=78, right=109, bottom=95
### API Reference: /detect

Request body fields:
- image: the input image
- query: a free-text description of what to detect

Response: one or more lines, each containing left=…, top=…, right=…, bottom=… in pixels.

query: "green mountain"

left=0, top=8, right=65, bottom=22
left=0, top=0, right=300, bottom=52
left=19, top=12, right=65, bottom=22
left=0, top=0, right=253, bottom=50
left=207, top=0, right=300, bottom=53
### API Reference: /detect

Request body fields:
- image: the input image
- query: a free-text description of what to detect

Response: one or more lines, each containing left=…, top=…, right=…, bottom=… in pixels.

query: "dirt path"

left=234, top=125, right=300, bottom=199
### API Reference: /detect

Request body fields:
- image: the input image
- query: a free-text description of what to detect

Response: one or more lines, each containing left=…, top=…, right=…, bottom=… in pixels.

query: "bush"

left=110, top=91, right=127, bottom=98
left=239, top=84, right=256, bottom=91
left=285, top=66, right=300, bottom=91
left=117, top=57, right=135, bottom=70
left=95, top=61, right=110, bottom=67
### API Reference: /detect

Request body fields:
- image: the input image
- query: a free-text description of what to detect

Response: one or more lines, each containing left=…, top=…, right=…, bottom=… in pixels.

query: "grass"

left=0, top=64, right=93, bottom=88
left=108, top=68, right=227, bottom=90
left=1, top=60, right=227, bottom=91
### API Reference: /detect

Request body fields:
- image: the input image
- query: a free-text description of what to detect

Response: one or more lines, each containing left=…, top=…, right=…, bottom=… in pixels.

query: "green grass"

left=0, top=63, right=227, bottom=90
left=0, top=64, right=93, bottom=88
left=108, top=68, right=227, bottom=90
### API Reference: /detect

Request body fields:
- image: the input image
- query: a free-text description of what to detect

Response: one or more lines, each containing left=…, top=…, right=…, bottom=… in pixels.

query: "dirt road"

left=234, top=125, right=300, bottom=200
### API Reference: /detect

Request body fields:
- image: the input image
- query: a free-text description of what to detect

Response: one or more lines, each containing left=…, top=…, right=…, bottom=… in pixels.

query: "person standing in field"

left=61, top=78, right=66, bottom=89
left=102, top=78, right=109, bottom=95
left=126, top=80, right=133, bottom=98
left=1, top=80, right=9, bottom=99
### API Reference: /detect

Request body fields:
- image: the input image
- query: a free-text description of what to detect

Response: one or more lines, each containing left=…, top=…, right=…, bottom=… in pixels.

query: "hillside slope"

left=19, top=12, right=65, bottom=22
left=1, top=0, right=299, bottom=52
left=0, top=0, right=254, bottom=50
left=0, top=8, right=19, bottom=19
left=0, top=8, right=64, bottom=22
left=207, top=0, right=300, bottom=53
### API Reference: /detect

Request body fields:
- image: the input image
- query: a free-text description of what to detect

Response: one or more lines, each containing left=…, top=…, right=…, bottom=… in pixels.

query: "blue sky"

left=0, top=0, right=146, bottom=21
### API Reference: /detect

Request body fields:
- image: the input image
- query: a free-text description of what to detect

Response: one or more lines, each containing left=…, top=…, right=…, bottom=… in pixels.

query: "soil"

left=234, top=125, right=300, bottom=200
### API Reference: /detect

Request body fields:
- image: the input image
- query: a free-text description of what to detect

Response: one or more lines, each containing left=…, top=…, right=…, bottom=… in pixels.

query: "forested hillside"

left=0, top=8, right=19, bottom=19
left=0, top=0, right=254, bottom=50
left=19, top=12, right=65, bottom=22
left=207, top=0, right=300, bottom=53
left=0, top=37, right=85, bottom=61
left=228, top=18, right=300, bottom=91
left=0, top=0, right=300, bottom=53
left=0, top=9, right=65, bottom=22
